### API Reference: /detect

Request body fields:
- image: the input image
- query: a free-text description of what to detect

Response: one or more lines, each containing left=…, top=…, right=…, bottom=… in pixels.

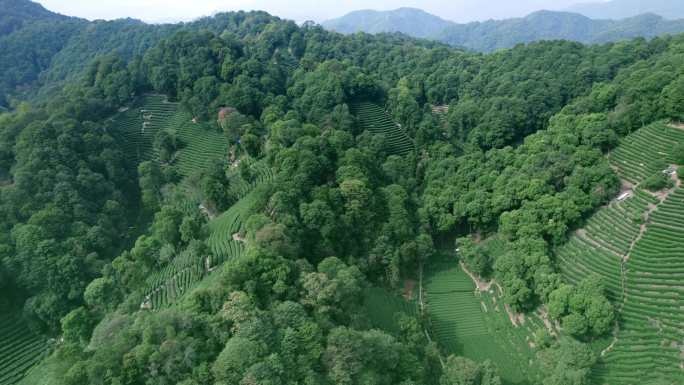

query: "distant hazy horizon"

left=35, top=0, right=588, bottom=24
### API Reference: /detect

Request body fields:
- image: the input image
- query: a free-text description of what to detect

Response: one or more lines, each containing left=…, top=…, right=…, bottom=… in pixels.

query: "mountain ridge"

left=323, top=7, right=684, bottom=52
left=321, top=7, right=453, bottom=39
left=0, top=0, right=75, bottom=35
left=567, top=0, right=684, bottom=20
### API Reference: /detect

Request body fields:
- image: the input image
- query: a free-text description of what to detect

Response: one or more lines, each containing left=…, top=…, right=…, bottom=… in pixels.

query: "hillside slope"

left=322, top=7, right=453, bottom=39
left=0, top=0, right=71, bottom=36
left=568, top=0, right=684, bottom=20
left=558, top=122, right=684, bottom=384
left=324, top=8, right=684, bottom=52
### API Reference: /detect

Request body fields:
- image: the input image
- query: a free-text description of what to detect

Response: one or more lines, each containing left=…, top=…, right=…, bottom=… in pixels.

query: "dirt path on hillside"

left=232, top=233, right=245, bottom=242
left=403, top=279, right=416, bottom=301
left=668, top=122, right=684, bottom=131
left=459, top=261, right=493, bottom=292
left=602, top=174, right=680, bottom=357
left=460, top=263, right=526, bottom=327
left=673, top=167, right=682, bottom=189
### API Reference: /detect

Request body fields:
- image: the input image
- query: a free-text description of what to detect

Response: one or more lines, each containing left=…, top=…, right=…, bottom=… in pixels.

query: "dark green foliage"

left=641, top=172, right=674, bottom=191
left=5, top=4, right=684, bottom=384
left=0, top=99, right=133, bottom=329
left=0, top=19, right=83, bottom=107
left=547, top=276, right=615, bottom=337
left=537, top=337, right=597, bottom=385
left=200, top=160, right=232, bottom=212
left=0, top=0, right=69, bottom=36
left=138, top=161, right=163, bottom=211
left=456, top=237, right=492, bottom=278
left=153, top=129, right=177, bottom=164
left=440, top=356, right=501, bottom=385
left=673, top=143, right=684, bottom=165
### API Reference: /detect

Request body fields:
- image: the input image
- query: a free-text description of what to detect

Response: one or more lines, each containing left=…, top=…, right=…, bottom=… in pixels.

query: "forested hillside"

left=324, top=8, right=684, bottom=52
left=0, top=0, right=68, bottom=36
left=567, top=0, right=684, bottom=20
left=2, top=1, right=684, bottom=384
left=0, top=0, right=182, bottom=110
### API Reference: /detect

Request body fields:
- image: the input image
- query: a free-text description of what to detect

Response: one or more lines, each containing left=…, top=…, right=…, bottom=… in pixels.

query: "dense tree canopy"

left=3, top=4, right=684, bottom=384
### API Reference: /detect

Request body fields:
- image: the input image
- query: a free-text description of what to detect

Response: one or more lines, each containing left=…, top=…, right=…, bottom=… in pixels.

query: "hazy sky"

left=35, top=0, right=588, bottom=24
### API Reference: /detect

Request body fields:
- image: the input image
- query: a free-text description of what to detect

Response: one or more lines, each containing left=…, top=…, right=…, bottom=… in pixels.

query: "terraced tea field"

left=363, top=287, right=419, bottom=335
left=350, top=102, right=415, bottom=156
left=0, top=313, right=48, bottom=385
left=425, top=259, right=541, bottom=385
left=557, top=188, right=657, bottom=303
left=167, top=110, right=229, bottom=177
left=557, top=121, right=684, bottom=384
left=609, top=122, right=684, bottom=184
left=143, top=159, right=273, bottom=309
left=205, top=192, right=253, bottom=265
left=110, top=95, right=176, bottom=163
left=109, top=95, right=229, bottom=177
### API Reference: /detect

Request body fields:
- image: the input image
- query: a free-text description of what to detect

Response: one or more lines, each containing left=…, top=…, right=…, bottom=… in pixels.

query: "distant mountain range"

left=321, top=8, right=452, bottom=39
left=567, top=0, right=684, bottom=20
left=322, top=7, right=684, bottom=52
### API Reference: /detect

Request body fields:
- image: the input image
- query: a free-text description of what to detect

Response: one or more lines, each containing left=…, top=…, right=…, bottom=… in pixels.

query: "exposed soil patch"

left=431, top=105, right=449, bottom=114
left=653, top=186, right=671, bottom=200
left=460, top=261, right=526, bottom=327
left=403, top=279, right=416, bottom=301
left=199, top=204, right=216, bottom=220
left=672, top=166, right=682, bottom=188
left=232, top=233, right=245, bottom=242
left=668, top=122, right=684, bottom=131
left=472, top=232, right=482, bottom=244
left=614, top=179, right=634, bottom=202
left=601, top=335, right=618, bottom=357
left=504, top=303, right=525, bottom=327
left=460, top=261, right=493, bottom=292
left=537, top=307, right=559, bottom=337
left=488, top=282, right=525, bottom=327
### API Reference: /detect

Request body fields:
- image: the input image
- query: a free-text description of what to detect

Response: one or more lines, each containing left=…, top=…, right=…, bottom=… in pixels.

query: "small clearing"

left=668, top=122, right=684, bottom=131
left=537, top=307, right=558, bottom=337
left=403, top=279, right=416, bottom=301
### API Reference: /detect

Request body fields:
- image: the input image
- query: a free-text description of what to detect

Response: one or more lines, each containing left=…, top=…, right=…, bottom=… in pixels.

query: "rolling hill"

left=323, top=8, right=684, bottom=52
left=568, top=0, right=684, bottom=20
left=321, top=7, right=452, bottom=39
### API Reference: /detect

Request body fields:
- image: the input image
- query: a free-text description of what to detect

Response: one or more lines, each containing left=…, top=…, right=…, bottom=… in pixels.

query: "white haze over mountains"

left=37, top=0, right=582, bottom=24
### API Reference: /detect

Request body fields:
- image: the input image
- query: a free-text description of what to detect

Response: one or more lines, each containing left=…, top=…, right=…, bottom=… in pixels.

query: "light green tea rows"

left=351, top=102, right=415, bottom=156
left=425, top=260, right=537, bottom=384
left=610, top=122, right=684, bottom=184
left=0, top=314, right=48, bottom=385
left=558, top=122, right=684, bottom=384
left=143, top=159, right=273, bottom=309
left=110, top=95, right=229, bottom=177
left=557, top=189, right=652, bottom=302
